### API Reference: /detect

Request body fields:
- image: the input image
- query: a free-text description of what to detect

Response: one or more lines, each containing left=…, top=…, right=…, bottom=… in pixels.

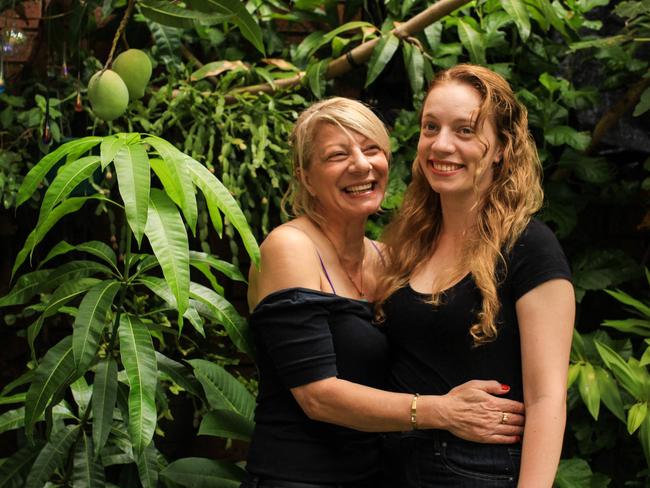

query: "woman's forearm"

left=517, top=397, right=567, bottom=487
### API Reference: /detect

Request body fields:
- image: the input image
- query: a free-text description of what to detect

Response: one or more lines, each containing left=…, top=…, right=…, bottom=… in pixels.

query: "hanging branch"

left=224, top=0, right=471, bottom=102
left=102, top=0, right=135, bottom=72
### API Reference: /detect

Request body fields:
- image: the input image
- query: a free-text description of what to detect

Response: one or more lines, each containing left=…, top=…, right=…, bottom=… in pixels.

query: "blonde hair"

left=376, top=64, right=543, bottom=346
left=284, top=97, right=391, bottom=222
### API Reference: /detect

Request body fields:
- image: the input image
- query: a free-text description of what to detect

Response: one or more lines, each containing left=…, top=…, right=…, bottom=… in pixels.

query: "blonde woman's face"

left=301, top=122, right=388, bottom=220
left=417, top=81, right=502, bottom=201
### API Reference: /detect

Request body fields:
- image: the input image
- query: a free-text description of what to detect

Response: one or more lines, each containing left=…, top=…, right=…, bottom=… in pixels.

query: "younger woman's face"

left=417, top=81, right=502, bottom=202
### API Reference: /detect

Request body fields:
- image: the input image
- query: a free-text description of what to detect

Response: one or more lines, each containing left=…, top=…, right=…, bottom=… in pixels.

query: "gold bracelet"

left=410, top=393, right=420, bottom=430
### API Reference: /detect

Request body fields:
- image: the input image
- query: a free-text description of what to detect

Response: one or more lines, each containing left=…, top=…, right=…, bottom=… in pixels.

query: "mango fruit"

left=112, top=49, right=152, bottom=100
left=88, top=70, right=129, bottom=121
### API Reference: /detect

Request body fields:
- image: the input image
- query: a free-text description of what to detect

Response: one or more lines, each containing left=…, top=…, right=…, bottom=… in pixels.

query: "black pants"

left=382, top=430, right=521, bottom=487
left=240, top=472, right=381, bottom=488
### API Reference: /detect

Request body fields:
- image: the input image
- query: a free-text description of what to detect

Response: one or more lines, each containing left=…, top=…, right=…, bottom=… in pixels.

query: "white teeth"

left=432, top=161, right=462, bottom=171
left=345, top=183, right=373, bottom=193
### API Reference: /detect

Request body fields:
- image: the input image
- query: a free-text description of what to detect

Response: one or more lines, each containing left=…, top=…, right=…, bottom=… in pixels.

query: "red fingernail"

left=501, top=384, right=510, bottom=391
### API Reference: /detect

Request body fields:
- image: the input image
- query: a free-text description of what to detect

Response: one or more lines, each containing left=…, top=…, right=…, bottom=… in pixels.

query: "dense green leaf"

left=36, top=156, right=101, bottom=228
left=189, top=359, right=254, bottom=419
left=567, top=363, right=580, bottom=388
left=114, top=140, right=150, bottom=246
left=633, top=86, right=650, bottom=117
left=0, top=270, right=51, bottom=307
left=605, top=289, right=650, bottom=318
left=136, top=443, right=159, bottom=488
left=70, top=375, right=92, bottom=416
left=198, top=409, right=254, bottom=441
left=16, top=137, right=102, bottom=206
left=25, top=424, right=80, bottom=488
left=595, top=340, right=642, bottom=399
left=365, top=34, right=400, bottom=87
left=139, top=0, right=229, bottom=29
left=144, top=189, right=190, bottom=318
left=190, top=282, right=252, bottom=356
left=0, top=443, right=43, bottom=487
left=100, top=135, right=125, bottom=170
left=155, top=352, right=204, bottom=398
left=92, top=357, right=118, bottom=457
left=402, top=42, right=425, bottom=94
left=640, top=412, right=650, bottom=467
left=595, top=367, right=626, bottom=423
left=306, top=58, right=329, bottom=98
left=73, top=280, right=121, bottom=372
left=41, top=241, right=119, bottom=274
left=73, top=431, right=105, bottom=487
left=554, top=458, right=596, bottom=488
left=544, top=125, right=591, bottom=150
left=189, top=251, right=246, bottom=282
left=145, top=136, right=198, bottom=234
left=24, top=336, right=78, bottom=441
left=501, top=0, right=531, bottom=40
left=119, top=314, right=158, bottom=455
left=187, top=157, right=260, bottom=266
left=602, top=318, right=650, bottom=337
left=12, top=196, right=99, bottom=278
left=578, top=362, right=600, bottom=419
left=160, top=457, right=245, bottom=488
left=457, top=18, right=486, bottom=65
left=186, top=0, right=265, bottom=55
left=0, top=408, right=24, bottom=435
left=628, top=402, right=648, bottom=434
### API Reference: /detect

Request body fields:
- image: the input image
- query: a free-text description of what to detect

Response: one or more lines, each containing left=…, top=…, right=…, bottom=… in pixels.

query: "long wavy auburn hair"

left=376, top=64, right=544, bottom=346
left=282, top=97, right=391, bottom=223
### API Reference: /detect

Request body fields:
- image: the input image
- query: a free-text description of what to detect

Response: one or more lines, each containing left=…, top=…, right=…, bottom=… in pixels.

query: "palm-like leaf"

left=73, top=280, right=121, bottom=372
left=144, top=189, right=190, bottom=317
left=118, top=314, right=158, bottom=455
left=114, top=140, right=150, bottom=246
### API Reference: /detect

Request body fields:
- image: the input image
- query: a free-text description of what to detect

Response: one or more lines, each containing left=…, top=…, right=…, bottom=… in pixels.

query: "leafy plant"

left=0, top=133, right=259, bottom=487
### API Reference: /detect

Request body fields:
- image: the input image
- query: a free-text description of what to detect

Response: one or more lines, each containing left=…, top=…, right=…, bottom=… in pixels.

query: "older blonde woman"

left=378, top=65, right=575, bottom=487
left=242, top=97, right=525, bottom=488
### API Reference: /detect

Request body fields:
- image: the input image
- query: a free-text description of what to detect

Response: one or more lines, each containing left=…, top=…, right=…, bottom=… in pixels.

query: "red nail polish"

left=501, top=384, right=510, bottom=391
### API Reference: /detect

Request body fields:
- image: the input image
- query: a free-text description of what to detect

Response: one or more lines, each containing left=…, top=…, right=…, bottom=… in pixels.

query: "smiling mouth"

left=430, top=160, right=464, bottom=172
left=344, top=182, right=375, bottom=195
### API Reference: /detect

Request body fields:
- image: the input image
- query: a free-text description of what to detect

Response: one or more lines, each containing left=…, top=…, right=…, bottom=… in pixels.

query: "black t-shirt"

left=384, top=219, right=572, bottom=404
left=245, top=287, right=389, bottom=483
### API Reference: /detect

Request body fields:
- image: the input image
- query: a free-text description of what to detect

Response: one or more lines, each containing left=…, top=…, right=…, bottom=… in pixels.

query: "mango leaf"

left=136, top=443, right=159, bottom=488
left=0, top=408, right=24, bottom=435
left=306, top=58, right=329, bottom=98
left=187, top=157, right=260, bottom=266
left=144, top=189, right=190, bottom=318
left=25, top=424, right=80, bottom=488
left=186, top=0, right=265, bottom=55
left=160, top=458, right=245, bottom=488
left=155, top=352, right=204, bottom=398
left=603, top=318, right=650, bottom=337
left=595, top=340, right=642, bottom=399
left=119, top=314, right=158, bottom=455
left=365, top=33, right=400, bottom=87
left=535, top=0, right=568, bottom=37
left=16, top=136, right=102, bottom=207
left=595, top=367, right=626, bottom=422
left=12, top=196, right=99, bottom=278
left=605, top=289, right=650, bottom=318
left=189, top=251, right=246, bottom=282
left=73, top=431, right=105, bottom=487
left=36, top=156, right=101, bottom=228
left=114, top=140, right=150, bottom=246
left=457, top=18, right=486, bottom=65
left=402, top=42, right=424, bottom=94
left=92, top=357, right=118, bottom=457
left=100, top=135, right=124, bottom=170
left=190, top=282, right=252, bottom=356
left=144, top=136, right=198, bottom=234
left=41, top=241, right=119, bottom=275
left=0, top=270, right=51, bottom=307
left=70, top=375, right=92, bottom=416
left=501, top=0, right=531, bottom=40
left=293, top=31, right=325, bottom=66
left=190, top=60, right=248, bottom=81
left=297, top=20, right=373, bottom=64
left=578, top=362, right=600, bottom=419
left=544, top=125, right=591, bottom=151
left=0, top=443, right=43, bottom=486
left=567, top=363, right=580, bottom=388
left=628, top=402, right=648, bottom=434
left=554, top=458, right=599, bottom=488
left=198, top=409, right=254, bottom=441
left=188, top=359, right=254, bottom=419
left=139, top=0, right=229, bottom=29
left=641, top=340, right=650, bottom=367
left=24, top=336, right=78, bottom=441
left=633, top=86, right=650, bottom=117
left=640, top=413, right=650, bottom=467
left=73, top=280, right=121, bottom=373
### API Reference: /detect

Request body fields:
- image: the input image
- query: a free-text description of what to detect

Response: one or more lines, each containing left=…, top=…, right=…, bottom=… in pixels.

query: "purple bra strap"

left=369, top=240, right=386, bottom=267
left=316, top=250, right=337, bottom=295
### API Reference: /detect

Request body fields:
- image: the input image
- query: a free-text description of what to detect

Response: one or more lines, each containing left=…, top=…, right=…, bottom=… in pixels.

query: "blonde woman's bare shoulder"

left=248, top=221, right=322, bottom=308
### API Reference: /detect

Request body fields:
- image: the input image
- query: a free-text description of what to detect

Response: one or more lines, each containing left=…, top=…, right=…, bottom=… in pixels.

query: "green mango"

left=87, top=69, right=129, bottom=121
left=112, top=49, right=152, bottom=100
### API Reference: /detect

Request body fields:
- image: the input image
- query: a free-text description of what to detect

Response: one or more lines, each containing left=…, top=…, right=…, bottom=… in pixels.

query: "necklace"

left=320, top=227, right=365, bottom=298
